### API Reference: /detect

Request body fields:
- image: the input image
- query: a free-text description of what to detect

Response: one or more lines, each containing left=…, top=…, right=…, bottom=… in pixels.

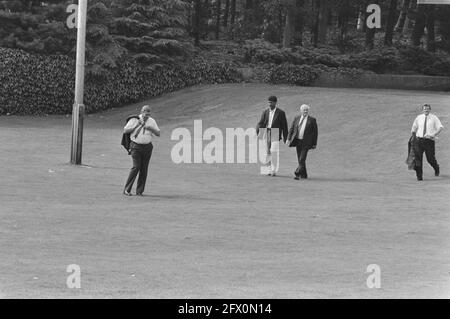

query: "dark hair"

left=422, top=104, right=431, bottom=110
left=268, top=96, right=277, bottom=102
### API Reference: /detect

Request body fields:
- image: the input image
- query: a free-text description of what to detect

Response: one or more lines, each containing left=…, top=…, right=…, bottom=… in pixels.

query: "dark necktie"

left=423, top=115, right=428, bottom=137
left=134, top=122, right=145, bottom=138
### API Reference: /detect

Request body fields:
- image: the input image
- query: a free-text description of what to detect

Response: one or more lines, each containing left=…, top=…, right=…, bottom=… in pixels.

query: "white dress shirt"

left=298, top=115, right=308, bottom=139
left=267, top=108, right=277, bottom=128
left=411, top=113, right=443, bottom=138
left=124, top=115, right=159, bottom=144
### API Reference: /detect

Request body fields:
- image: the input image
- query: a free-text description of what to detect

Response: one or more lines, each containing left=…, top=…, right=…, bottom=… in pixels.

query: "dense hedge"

left=263, top=63, right=365, bottom=86
left=244, top=39, right=450, bottom=76
left=0, top=47, right=242, bottom=115
left=264, top=64, right=320, bottom=86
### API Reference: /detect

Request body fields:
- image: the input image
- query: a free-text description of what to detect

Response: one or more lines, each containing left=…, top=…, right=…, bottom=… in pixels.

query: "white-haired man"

left=123, top=105, right=160, bottom=196
left=287, top=104, right=318, bottom=180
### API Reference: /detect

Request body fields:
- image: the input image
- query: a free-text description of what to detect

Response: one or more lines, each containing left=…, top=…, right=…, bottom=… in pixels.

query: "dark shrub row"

left=0, top=47, right=242, bottom=115
left=264, top=64, right=321, bottom=86
left=264, top=63, right=365, bottom=86
left=243, top=39, right=450, bottom=76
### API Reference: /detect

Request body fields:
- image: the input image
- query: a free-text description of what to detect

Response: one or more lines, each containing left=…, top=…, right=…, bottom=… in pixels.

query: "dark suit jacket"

left=287, top=115, right=318, bottom=149
left=406, top=135, right=417, bottom=170
left=256, top=108, right=289, bottom=142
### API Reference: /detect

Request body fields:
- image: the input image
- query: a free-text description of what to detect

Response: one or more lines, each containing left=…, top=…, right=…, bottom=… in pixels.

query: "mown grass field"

left=0, top=84, right=449, bottom=298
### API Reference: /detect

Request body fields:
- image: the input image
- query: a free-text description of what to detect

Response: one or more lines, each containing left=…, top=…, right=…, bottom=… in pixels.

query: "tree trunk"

left=215, top=0, right=221, bottom=40
left=230, top=0, right=236, bottom=24
left=193, top=0, right=201, bottom=46
left=395, top=0, right=410, bottom=31
left=203, top=0, right=210, bottom=40
left=426, top=5, right=436, bottom=52
left=402, top=0, right=416, bottom=34
left=294, top=0, right=305, bottom=46
left=223, top=0, right=230, bottom=27
left=279, top=6, right=284, bottom=43
left=365, top=0, right=378, bottom=50
left=411, top=4, right=426, bottom=46
left=317, top=0, right=329, bottom=44
left=283, top=9, right=295, bottom=48
left=384, top=0, right=398, bottom=46
left=357, top=11, right=364, bottom=31
left=312, top=0, right=320, bottom=46
left=338, top=0, right=350, bottom=52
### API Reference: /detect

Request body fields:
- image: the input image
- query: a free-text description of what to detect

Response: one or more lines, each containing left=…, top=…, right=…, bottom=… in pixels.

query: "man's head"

left=268, top=96, right=277, bottom=110
left=141, top=105, right=152, bottom=119
left=422, top=104, right=431, bottom=116
left=298, top=104, right=310, bottom=117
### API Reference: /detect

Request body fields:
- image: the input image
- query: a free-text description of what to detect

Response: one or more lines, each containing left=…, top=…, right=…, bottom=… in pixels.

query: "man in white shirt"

left=411, top=104, right=444, bottom=181
left=123, top=105, right=160, bottom=195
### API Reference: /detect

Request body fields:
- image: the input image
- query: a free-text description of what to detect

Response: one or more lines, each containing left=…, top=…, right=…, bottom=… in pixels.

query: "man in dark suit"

left=287, top=104, right=318, bottom=180
left=256, top=95, right=289, bottom=176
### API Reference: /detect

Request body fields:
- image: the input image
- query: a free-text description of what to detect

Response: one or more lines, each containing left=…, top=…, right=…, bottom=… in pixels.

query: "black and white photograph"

left=0, top=0, right=449, bottom=302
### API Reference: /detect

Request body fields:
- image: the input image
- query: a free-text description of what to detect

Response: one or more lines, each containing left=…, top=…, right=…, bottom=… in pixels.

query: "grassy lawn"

left=0, top=83, right=449, bottom=298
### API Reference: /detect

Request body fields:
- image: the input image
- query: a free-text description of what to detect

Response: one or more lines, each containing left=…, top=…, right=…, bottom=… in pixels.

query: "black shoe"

left=435, top=167, right=440, bottom=177
left=294, top=176, right=300, bottom=180
left=417, top=177, right=423, bottom=181
left=300, top=176, right=308, bottom=179
left=136, top=193, right=143, bottom=196
left=123, top=190, right=132, bottom=196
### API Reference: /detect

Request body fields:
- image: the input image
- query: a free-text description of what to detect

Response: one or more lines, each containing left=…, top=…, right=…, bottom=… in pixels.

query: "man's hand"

left=147, top=126, right=161, bottom=137
left=311, top=145, right=316, bottom=150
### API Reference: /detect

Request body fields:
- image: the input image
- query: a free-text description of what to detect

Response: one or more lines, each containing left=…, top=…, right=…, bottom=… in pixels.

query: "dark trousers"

left=124, top=142, right=153, bottom=194
left=415, top=138, right=439, bottom=178
left=294, top=139, right=309, bottom=178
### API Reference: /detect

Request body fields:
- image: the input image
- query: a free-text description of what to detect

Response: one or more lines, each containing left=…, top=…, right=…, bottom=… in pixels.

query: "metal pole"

left=70, top=0, right=88, bottom=165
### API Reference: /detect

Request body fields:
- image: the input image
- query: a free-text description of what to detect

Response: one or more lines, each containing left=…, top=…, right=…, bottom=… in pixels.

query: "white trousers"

left=260, top=128, right=280, bottom=174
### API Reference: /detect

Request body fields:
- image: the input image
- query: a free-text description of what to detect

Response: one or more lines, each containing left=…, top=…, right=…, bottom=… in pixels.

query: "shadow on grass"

left=133, top=194, right=219, bottom=201
left=273, top=175, right=373, bottom=183
left=422, top=174, right=450, bottom=182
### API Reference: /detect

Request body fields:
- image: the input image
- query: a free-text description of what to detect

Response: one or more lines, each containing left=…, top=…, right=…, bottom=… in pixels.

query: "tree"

left=317, top=0, right=330, bottom=44
left=0, top=0, right=74, bottom=54
left=311, top=0, right=320, bottom=46
left=402, top=0, right=416, bottom=34
left=223, top=0, right=230, bottom=27
left=436, top=6, right=450, bottom=52
left=282, top=0, right=296, bottom=47
left=230, top=0, right=236, bottom=25
left=384, top=0, right=398, bottom=46
left=294, top=0, right=305, bottom=46
left=215, top=0, right=221, bottom=39
left=395, top=0, right=410, bottom=32
left=193, top=0, right=202, bottom=45
left=365, top=0, right=378, bottom=50
left=425, top=4, right=436, bottom=52
left=336, top=0, right=352, bottom=52
left=411, top=3, right=426, bottom=47
left=110, top=0, right=191, bottom=63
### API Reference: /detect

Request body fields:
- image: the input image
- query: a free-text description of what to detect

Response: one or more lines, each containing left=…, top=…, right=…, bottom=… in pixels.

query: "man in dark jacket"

left=256, top=95, right=289, bottom=176
left=287, top=104, right=318, bottom=180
